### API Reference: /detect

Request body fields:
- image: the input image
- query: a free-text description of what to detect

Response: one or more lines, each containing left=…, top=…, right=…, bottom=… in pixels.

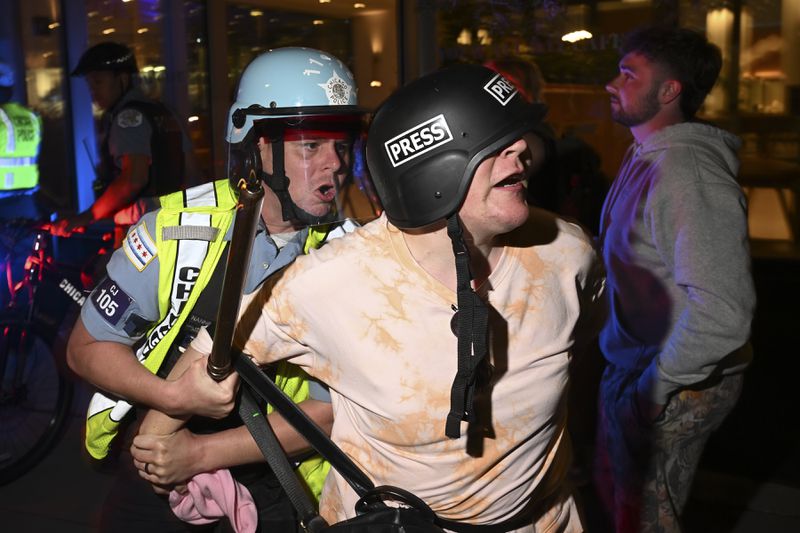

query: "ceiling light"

left=250, top=10, right=263, bottom=17
left=561, top=30, right=592, bottom=43
left=313, top=20, right=324, bottom=25
left=354, top=2, right=366, bottom=7
left=102, top=28, right=115, bottom=35
left=137, top=28, right=148, bottom=34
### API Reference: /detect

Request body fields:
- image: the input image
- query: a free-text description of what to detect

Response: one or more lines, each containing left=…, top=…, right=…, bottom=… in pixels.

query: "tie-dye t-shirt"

left=234, top=210, right=603, bottom=530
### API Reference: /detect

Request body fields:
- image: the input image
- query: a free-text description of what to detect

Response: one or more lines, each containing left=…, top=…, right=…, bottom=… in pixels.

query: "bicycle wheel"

left=0, top=316, right=73, bottom=485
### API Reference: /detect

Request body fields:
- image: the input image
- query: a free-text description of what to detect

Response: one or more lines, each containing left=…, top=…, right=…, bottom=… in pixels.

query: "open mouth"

left=317, top=183, right=337, bottom=202
left=494, top=174, right=526, bottom=189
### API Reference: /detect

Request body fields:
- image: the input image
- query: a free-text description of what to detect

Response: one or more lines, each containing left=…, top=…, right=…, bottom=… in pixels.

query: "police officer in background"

left=53, top=42, right=198, bottom=240
left=0, top=61, right=42, bottom=196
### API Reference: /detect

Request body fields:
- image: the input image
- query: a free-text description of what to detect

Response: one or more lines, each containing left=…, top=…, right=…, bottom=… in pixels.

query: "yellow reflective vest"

left=85, top=179, right=330, bottom=500
left=0, top=102, right=41, bottom=190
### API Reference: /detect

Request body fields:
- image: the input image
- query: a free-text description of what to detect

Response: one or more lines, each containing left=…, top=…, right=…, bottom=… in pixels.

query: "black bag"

left=322, top=486, right=443, bottom=532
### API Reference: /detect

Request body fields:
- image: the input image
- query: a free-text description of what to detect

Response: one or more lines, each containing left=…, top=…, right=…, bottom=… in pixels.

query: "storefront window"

left=433, top=0, right=798, bottom=244
left=83, top=0, right=212, bottom=176
left=226, top=3, right=355, bottom=95
left=225, top=1, right=397, bottom=110
left=434, top=0, right=793, bottom=117
left=183, top=1, right=212, bottom=177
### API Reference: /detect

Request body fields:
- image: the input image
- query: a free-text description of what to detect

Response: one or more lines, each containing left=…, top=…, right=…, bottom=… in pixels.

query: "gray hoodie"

left=599, top=122, right=756, bottom=405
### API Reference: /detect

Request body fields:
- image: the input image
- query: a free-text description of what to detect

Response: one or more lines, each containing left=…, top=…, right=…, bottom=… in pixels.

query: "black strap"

left=265, top=137, right=296, bottom=222
left=157, top=243, right=228, bottom=378
left=233, top=351, right=375, bottom=497
left=187, top=243, right=229, bottom=334
left=444, top=215, right=489, bottom=439
left=238, top=386, right=328, bottom=532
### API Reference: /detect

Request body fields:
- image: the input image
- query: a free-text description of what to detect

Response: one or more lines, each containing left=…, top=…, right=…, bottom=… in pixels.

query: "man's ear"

left=660, top=79, right=682, bottom=106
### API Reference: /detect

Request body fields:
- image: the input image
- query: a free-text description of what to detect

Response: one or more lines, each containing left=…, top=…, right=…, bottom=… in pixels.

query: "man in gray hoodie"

left=594, top=26, right=756, bottom=532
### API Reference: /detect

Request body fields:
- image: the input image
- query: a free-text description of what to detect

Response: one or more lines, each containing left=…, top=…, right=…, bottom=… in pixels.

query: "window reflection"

left=434, top=0, right=798, bottom=244
left=435, top=0, right=790, bottom=116
left=81, top=0, right=212, bottom=178
left=19, top=0, right=69, bottom=209
left=14, top=0, right=792, bottom=244
left=226, top=2, right=354, bottom=97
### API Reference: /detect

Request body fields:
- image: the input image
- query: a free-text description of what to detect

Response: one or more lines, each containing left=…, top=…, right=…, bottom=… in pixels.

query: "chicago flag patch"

left=123, top=223, right=157, bottom=271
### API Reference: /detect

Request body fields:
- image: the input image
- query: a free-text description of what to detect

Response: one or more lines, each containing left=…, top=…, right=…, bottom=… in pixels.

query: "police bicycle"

left=0, top=218, right=110, bottom=485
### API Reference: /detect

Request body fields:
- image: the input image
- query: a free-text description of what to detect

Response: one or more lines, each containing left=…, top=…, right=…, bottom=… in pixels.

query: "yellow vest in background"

left=0, top=102, right=41, bottom=190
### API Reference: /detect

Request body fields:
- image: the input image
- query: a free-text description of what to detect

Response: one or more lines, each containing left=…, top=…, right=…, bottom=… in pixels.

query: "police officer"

left=0, top=61, right=41, bottom=195
left=66, top=47, right=367, bottom=532
left=53, top=42, right=196, bottom=240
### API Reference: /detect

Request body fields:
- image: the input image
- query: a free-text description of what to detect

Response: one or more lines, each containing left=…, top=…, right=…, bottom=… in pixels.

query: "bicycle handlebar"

left=0, top=217, right=51, bottom=233
left=0, top=219, right=49, bottom=254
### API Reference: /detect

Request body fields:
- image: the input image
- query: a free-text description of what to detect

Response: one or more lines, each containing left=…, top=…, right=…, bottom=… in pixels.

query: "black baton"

left=207, top=177, right=265, bottom=380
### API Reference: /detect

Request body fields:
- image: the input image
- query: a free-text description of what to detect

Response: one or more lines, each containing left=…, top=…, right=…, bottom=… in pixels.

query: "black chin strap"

left=445, top=215, right=489, bottom=439
left=261, top=138, right=297, bottom=222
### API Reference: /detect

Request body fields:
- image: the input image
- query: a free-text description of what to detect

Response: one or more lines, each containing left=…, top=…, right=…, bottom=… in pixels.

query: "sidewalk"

left=0, top=394, right=114, bottom=532
left=1, top=403, right=799, bottom=532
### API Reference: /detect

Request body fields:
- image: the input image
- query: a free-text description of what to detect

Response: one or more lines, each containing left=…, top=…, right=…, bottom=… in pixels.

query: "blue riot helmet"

left=227, top=47, right=366, bottom=226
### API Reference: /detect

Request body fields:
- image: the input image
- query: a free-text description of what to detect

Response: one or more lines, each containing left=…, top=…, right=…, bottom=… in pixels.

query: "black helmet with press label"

left=365, top=64, right=546, bottom=229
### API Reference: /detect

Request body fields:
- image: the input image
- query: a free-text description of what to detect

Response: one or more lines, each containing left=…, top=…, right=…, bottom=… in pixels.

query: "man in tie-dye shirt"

left=185, top=64, right=605, bottom=531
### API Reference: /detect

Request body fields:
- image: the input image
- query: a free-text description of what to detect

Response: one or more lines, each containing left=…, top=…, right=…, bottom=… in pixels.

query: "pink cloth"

left=169, top=469, right=258, bottom=533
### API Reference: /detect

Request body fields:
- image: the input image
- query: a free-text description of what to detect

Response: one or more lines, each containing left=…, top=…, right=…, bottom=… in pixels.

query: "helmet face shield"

left=272, top=128, right=354, bottom=223
left=227, top=119, right=379, bottom=228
